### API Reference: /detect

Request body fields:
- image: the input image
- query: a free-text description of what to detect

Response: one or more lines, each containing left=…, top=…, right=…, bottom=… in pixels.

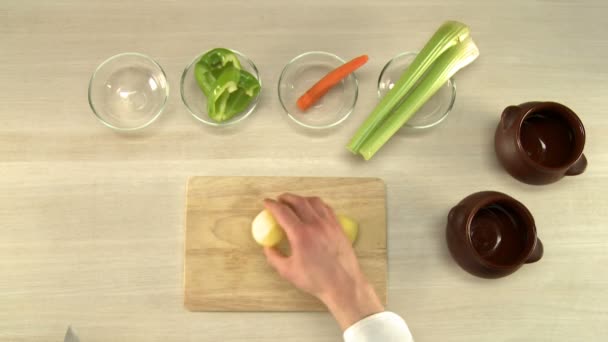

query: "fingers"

left=307, top=196, right=329, bottom=218
left=323, top=203, right=340, bottom=224
left=279, top=193, right=319, bottom=222
left=264, top=247, right=290, bottom=278
left=264, top=198, right=302, bottom=242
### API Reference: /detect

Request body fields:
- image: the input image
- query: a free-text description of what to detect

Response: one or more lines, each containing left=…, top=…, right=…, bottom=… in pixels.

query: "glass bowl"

left=378, top=51, right=456, bottom=129
left=278, top=51, right=358, bottom=129
left=181, top=49, right=261, bottom=127
left=88, top=53, right=169, bottom=131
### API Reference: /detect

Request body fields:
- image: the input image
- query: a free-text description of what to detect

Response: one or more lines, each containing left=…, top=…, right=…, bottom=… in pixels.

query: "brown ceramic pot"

left=495, top=101, right=587, bottom=185
left=446, top=191, right=543, bottom=279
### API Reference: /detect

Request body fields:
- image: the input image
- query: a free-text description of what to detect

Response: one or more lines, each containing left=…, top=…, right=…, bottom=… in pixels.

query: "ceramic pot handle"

left=566, top=154, right=588, bottom=176
left=500, top=105, right=523, bottom=130
left=448, top=204, right=466, bottom=225
left=526, top=238, right=543, bottom=263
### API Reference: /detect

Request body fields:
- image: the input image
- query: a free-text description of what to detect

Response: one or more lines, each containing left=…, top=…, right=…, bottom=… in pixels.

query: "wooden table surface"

left=1, top=0, right=607, bottom=341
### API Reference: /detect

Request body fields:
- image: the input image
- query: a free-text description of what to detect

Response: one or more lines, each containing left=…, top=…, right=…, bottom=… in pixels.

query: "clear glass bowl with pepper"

left=181, top=48, right=262, bottom=127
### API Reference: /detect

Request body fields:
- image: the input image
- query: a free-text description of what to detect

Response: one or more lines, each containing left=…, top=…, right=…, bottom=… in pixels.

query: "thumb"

left=264, top=247, right=291, bottom=279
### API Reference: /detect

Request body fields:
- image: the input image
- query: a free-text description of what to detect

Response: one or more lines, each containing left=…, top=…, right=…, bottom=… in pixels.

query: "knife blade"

left=64, top=326, right=80, bottom=342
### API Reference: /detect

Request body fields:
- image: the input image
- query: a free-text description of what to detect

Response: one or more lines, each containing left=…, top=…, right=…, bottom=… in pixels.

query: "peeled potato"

left=251, top=209, right=284, bottom=247
left=251, top=210, right=358, bottom=247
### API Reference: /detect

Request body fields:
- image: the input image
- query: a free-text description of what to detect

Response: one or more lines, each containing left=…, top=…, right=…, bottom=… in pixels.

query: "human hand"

left=263, top=193, right=384, bottom=330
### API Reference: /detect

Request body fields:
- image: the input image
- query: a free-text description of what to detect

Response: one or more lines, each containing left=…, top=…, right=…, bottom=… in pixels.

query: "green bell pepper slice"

left=201, top=48, right=241, bottom=71
left=222, top=70, right=261, bottom=116
left=238, top=70, right=261, bottom=97
left=194, top=48, right=242, bottom=97
left=194, top=63, right=215, bottom=97
left=207, top=69, right=261, bottom=122
left=207, top=66, right=241, bottom=122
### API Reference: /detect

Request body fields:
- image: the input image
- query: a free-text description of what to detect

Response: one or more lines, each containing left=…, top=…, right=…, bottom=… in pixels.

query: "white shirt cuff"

left=343, top=311, right=413, bottom=342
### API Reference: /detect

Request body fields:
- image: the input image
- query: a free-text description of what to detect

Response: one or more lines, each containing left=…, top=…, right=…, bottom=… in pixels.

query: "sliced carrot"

left=297, top=54, right=369, bottom=111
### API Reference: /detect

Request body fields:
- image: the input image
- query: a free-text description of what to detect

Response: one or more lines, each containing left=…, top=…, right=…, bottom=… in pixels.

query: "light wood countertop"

left=1, top=0, right=607, bottom=341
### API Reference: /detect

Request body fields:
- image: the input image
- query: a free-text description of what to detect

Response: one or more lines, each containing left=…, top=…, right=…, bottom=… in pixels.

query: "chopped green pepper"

left=209, top=92, right=232, bottom=122
left=223, top=70, right=261, bottom=116
left=194, top=63, right=216, bottom=97
left=194, top=47, right=261, bottom=123
left=201, top=48, right=242, bottom=71
left=238, top=70, right=261, bottom=97
left=194, top=48, right=242, bottom=97
left=207, top=66, right=241, bottom=121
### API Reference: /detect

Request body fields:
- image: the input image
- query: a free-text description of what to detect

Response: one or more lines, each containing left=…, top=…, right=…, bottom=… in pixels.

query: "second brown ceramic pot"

left=446, top=191, right=543, bottom=279
left=495, top=101, right=587, bottom=185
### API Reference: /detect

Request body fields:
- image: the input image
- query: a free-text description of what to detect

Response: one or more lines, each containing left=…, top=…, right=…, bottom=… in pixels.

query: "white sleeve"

left=343, top=311, right=413, bottom=342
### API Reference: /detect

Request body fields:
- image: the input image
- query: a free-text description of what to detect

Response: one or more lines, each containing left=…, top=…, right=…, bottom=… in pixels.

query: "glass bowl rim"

left=88, top=52, right=169, bottom=131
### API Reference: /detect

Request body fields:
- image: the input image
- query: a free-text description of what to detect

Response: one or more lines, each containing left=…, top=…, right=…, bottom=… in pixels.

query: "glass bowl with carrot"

left=278, top=51, right=366, bottom=130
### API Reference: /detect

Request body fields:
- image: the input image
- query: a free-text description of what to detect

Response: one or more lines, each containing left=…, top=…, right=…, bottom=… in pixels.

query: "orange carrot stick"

left=297, top=54, right=369, bottom=111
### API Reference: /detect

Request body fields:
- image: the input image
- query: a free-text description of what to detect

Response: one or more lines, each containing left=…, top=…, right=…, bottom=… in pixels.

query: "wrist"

left=320, top=274, right=384, bottom=331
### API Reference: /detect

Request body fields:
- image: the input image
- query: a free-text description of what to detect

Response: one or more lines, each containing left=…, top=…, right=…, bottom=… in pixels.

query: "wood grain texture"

left=184, top=177, right=386, bottom=311
left=1, top=0, right=608, bottom=341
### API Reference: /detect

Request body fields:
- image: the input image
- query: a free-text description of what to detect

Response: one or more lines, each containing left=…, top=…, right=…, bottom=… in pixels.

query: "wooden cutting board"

left=184, top=176, right=387, bottom=311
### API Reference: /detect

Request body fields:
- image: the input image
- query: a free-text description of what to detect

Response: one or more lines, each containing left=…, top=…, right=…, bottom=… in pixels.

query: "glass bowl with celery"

left=378, top=52, right=456, bottom=129
left=348, top=21, right=479, bottom=160
left=181, top=48, right=261, bottom=126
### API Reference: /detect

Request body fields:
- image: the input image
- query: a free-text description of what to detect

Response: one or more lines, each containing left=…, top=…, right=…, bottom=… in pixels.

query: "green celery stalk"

left=358, top=37, right=479, bottom=160
left=347, top=21, right=471, bottom=153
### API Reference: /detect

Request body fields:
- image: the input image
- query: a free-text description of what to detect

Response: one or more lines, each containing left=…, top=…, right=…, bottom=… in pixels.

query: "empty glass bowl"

left=88, top=53, right=169, bottom=131
left=378, top=52, right=456, bottom=129
left=278, top=51, right=358, bottom=129
left=181, top=49, right=261, bottom=127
